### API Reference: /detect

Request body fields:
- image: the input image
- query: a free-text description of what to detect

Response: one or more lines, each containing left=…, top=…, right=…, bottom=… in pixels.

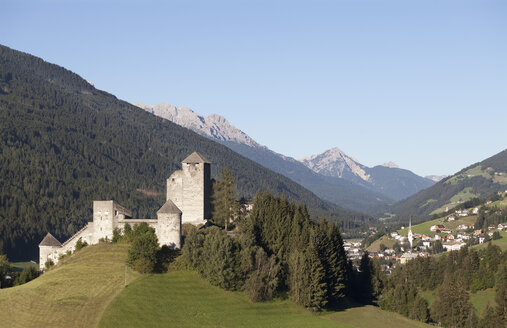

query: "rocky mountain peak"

left=134, top=102, right=261, bottom=148
left=298, top=148, right=371, bottom=182
left=381, top=161, right=400, bottom=169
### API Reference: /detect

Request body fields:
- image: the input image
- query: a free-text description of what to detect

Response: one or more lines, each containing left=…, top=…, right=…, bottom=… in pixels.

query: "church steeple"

left=408, top=218, right=413, bottom=249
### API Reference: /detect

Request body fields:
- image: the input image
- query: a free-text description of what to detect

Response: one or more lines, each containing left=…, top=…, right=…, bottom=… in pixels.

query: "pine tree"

left=495, top=263, right=507, bottom=322
left=478, top=303, right=505, bottom=328
left=431, top=275, right=477, bottom=327
left=410, top=295, right=429, bottom=323
left=211, top=167, right=240, bottom=231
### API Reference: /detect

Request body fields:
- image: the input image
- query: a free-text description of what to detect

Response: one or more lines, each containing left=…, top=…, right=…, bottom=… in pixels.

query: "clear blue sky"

left=2, top=0, right=506, bottom=176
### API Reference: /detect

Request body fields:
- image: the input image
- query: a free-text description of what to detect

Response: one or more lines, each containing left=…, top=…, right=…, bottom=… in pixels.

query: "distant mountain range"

left=136, top=103, right=435, bottom=212
left=298, top=148, right=435, bottom=201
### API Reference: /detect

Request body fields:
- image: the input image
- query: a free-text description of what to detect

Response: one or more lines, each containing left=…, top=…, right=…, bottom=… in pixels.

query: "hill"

left=0, top=44, right=367, bottom=260
left=0, top=243, right=139, bottom=328
left=100, top=270, right=431, bottom=328
left=0, top=242, right=430, bottom=328
left=384, top=149, right=507, bottom=222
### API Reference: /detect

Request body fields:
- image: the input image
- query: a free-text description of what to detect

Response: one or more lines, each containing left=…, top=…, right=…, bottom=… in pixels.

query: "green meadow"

left=1, top=243, right=432, bottom=328
left=0, top=243, right=139, bottom=328
left=100, top=270, right=431, bottom=328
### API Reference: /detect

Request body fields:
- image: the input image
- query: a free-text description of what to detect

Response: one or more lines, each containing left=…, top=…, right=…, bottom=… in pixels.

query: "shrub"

left=75, top=237, right=87, bottom=250
left=45, top=260, right=54, bottom=269
left=127, top=225, right=159, bottom=274
left=14, top=266, right=39, bottom=286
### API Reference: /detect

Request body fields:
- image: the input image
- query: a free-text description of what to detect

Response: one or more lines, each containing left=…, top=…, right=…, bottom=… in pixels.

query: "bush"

left=45, top=260, right=54, bottom=269
left=14, top=266, right=39, bottom=286
left=75, top=237, right=87, bottom=251
left=133, top=256, right=155, bottom=274
left=183, top=226, right=242, bottom=290
left=127, top=225, right=159, bottom=274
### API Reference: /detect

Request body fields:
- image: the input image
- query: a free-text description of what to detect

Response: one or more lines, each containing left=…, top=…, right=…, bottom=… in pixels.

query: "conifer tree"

left=495, top=263, right=507, bottom=322
left=431, top=275, right=477, bottom=327
left=478, top=303, right=505, bottom=328
left=211, top=167, right=239, bottom=231
left=410, top=295, right=429, bottom=323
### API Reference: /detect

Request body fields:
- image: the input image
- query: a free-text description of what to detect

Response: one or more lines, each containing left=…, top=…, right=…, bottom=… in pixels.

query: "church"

left=38, top=152, right=211, bottom=270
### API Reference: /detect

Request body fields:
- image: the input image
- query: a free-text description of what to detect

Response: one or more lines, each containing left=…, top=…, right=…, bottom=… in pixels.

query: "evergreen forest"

left=0, top=45, right=368, bottom=261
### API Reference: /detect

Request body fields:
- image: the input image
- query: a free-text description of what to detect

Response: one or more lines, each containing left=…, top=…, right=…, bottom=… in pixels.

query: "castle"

left=39, top=152, right=211, bottom=270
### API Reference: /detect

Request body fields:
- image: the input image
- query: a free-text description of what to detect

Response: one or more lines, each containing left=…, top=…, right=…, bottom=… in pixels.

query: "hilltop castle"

left=39, top=152, right=211, bottom=270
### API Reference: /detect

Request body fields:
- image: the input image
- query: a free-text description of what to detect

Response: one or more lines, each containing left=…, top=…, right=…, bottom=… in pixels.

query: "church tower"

left=166, top=152, right=211, bottom=226
left=408, top=218, right=413, bottom=249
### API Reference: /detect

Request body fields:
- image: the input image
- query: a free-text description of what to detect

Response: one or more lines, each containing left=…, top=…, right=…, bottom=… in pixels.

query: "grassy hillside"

left=0, top=242, right=430, bottom=328
left=0, top=44, right=368, bottom=260
left=100, top=270, right=430, bottom=328
left=385, top=149, right=507, bottom=222
left=398, top=215, right=477, bottom=237
left=0, top=243, right=139, bottom=328
left=419, top=288, right=496, bottom=317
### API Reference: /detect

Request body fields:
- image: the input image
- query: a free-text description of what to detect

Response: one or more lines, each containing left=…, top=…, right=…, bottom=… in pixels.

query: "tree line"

left=378, top=244, right=506, bottom=327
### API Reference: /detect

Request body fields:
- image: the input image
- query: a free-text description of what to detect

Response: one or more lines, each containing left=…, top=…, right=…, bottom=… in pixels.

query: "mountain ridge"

left=386, top=149, right=507, bottom=222
left=137, top=102, right=434, bottom=205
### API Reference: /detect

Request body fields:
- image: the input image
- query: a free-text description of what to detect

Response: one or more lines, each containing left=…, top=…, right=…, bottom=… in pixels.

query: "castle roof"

left=157, top=199, right=182, bottom=215
left=39, top=233, right=62, bottom=247
left=182, top=152, right=210, bottom=164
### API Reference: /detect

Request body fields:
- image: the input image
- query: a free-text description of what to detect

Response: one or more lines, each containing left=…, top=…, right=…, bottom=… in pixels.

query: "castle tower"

left=156, top=199, right=182, bottom=249
left=39, top=233, right=62, bottom=270
left=408, top=218, right=413, bottom=249
left=92, top=200, right=132, bottom=243
left=167, top=152, right=211, bottom=226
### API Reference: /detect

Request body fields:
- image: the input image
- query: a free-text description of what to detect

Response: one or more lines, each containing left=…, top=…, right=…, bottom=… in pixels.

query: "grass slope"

left=398, top=215, right=477, bottom=237
left=0, top=243, right=139, bottom=328
left=327, top=306, right=431, bottom=328
left=419, top=288, right=496, bottom=316
left=473, top=231, right=507, bottom=251
left=100, top=270, right=430, bottom=328
left=388, top=149, right=507, bottom=221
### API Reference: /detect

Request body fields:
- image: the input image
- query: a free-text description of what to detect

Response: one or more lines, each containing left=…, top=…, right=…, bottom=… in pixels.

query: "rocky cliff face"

left=134, top=102, right=261, bottom=148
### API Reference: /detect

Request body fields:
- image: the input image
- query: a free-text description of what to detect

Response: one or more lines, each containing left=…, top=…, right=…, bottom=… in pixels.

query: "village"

left=344, top=192, right=507, bottom=275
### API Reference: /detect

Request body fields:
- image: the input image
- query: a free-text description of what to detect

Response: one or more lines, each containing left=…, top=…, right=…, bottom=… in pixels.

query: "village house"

left=399, top=252, right=419, bottom=264
left=457, top=224, right=469, bottom=230
left=455, top=209, right=468, bottom=217
left=430, top=224, right=445, bottom=232
left=443, top=241, right=466, bottom=251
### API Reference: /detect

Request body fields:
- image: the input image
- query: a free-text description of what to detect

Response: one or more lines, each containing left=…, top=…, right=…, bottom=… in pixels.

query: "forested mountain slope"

left=386, top=149, right=507, bottom=222
left=0, top=45, right=367, bottom=260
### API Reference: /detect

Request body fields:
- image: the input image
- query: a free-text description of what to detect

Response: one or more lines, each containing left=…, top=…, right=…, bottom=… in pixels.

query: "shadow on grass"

left=325, top=296, right=368, bottom=312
